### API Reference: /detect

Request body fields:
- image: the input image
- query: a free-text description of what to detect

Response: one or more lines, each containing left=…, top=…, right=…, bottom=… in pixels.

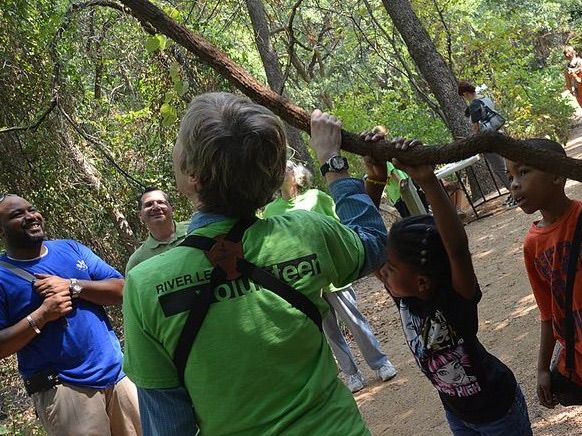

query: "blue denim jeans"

left=322, top=287, right=389, bottom=375
left=445, top=385, right=532, bottom=436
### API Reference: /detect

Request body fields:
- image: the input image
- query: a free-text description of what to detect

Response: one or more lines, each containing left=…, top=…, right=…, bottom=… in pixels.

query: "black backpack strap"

left=179, top=234, right=216, bottom=251
left=173, top=265, right=225, bottom=385
left=565, top=211, right=582, bottom=374
left=172, top=216, right=324, bottom=386
left=178, top=217, right=258, bottom=250
left=219, top=218, right=321, bottom=332
left=174, top=218, right=257, bottom=385
left=236, top=258, right=322, bottom=331
left=476, top=99, right=494, bottom=121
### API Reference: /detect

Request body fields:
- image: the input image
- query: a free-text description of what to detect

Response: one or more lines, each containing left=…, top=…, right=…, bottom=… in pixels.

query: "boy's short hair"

left=521, top=138, right=566, bottom=157
left=457, top=80, right=476, bottom=96
left=176, top=92, right=287, bottom=217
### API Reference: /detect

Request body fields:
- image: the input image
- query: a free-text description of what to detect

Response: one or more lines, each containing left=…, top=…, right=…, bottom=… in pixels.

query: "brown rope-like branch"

left=341, top=131, right=582, bottom=182
left=0, top=99, right=57, bottom=134
left=117, top=0, right=582, bottom=181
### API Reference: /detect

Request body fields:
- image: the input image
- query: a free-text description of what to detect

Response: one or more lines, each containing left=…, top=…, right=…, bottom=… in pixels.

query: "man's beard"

left=8, top=230, right=46, bottom=249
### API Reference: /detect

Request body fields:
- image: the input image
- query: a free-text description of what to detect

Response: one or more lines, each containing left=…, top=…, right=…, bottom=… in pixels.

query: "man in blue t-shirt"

left=0, top=195, right=140, bottom=435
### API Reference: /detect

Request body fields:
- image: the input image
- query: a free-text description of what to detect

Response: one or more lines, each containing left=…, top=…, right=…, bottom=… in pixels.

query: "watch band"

left=69, top=278, right=83, bottom=299
left=320, top=155, right=348, bottom=176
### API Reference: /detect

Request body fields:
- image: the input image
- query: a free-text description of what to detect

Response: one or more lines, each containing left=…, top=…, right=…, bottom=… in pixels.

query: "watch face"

left=330, top=156, right=346, bottom=170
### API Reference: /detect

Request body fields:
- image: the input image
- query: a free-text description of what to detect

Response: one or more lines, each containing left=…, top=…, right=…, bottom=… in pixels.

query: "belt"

left=23, top=370, right=61, bottom=396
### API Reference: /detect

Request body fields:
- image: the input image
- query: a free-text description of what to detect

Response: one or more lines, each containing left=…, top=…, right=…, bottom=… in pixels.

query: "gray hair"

left=286, top=160, right=313, bottom=189
left=176, top=92, right=287, bottom=217
left=564, top=45, right=577, bottom=56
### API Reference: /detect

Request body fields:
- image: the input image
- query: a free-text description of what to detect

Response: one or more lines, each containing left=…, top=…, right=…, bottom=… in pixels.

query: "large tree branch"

left=116, top=0, right=582, bottom=181
left=120, top=0, right=312, bottom=131
left=341, top=131, right=582, bottom=182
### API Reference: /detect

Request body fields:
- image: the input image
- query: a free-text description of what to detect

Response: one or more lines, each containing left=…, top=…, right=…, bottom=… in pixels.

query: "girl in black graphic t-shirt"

left=363, top=136, right=532, bottom=435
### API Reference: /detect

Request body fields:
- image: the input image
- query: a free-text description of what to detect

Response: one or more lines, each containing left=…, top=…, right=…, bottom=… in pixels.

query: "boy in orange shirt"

left=506, top=138, right=582, bottom=408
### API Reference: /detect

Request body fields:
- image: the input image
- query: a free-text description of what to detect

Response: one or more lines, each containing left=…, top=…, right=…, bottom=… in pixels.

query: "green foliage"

left=0, top=0, right=580, bottom=429
left=335, top=89, right=451, bottom=144
left=445, top=1, right=576, bottom=142
left=145, top=34, right=168, bottom=53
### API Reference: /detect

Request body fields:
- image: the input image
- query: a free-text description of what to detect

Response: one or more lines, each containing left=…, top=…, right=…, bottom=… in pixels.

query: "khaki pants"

left=31, top=376, right=141, bottom=436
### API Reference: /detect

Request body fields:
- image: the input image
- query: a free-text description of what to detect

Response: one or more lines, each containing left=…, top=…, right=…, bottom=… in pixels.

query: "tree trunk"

left=113, top=0, right=582, bottom=181
left=381, top=0, right=469, bottom=139
left=380, top=0, right=493, bottom=198
left=244, top=0, right=311, bottom=165
left=58, top=125, right=138, bottom=254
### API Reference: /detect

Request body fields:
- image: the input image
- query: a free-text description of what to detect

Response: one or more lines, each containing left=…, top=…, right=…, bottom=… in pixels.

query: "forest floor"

left=354, top=100, right=582, bottom=435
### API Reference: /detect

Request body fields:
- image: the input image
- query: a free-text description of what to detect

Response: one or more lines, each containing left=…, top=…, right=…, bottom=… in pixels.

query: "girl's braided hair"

left=388, top=215, right=451, bottom=286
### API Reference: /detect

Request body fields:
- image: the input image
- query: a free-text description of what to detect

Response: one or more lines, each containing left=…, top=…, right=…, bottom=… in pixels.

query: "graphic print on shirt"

left=156, top=253, right=323, bottom=316
left=76, top=259, right=88, bottom=271
left=400, top=303, right=482, bottom=398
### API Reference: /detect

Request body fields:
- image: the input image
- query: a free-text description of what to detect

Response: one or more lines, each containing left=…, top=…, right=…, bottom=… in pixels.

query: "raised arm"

left=310, top=110, right=387, bottom=274
left=393, top=140, right=477, bottom=300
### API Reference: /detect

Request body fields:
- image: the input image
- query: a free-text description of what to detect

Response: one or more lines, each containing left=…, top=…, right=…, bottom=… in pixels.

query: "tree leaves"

left=160, top=102, right=177, bottom=126
left=169, top=62, right=189, bottom=96
left=145, top=34, right=167, bottom=53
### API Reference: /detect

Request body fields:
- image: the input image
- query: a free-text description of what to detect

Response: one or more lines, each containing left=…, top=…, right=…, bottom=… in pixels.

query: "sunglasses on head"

left=0, top=194, right=15, bottom=203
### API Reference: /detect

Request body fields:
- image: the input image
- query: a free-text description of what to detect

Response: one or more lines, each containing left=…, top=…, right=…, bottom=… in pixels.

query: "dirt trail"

left=352, top=109, right=582, bottom=435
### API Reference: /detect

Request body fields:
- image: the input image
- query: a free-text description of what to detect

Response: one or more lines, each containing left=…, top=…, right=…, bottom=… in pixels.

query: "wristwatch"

left=320, top=155, right=349, bottom=176
left=69, top=278, right=83, bottom=299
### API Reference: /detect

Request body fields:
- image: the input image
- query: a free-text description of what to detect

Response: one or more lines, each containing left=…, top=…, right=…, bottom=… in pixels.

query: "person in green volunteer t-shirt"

left=264, top=161, right=397, bottom=393
left=122, top=92, right=387, bottom=436
left=385, top=160, right=411, bottom=217
left=370, top=126, right=428, bottom=218
left=125, top=188, right=190, bottom=274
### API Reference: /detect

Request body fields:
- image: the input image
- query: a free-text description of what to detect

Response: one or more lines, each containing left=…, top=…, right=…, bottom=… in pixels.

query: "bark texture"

left=244, top=0, right=310, bottom=164
left=380, top=0, right=470, bottom=140
left=118, top=0, right=582, bottom=182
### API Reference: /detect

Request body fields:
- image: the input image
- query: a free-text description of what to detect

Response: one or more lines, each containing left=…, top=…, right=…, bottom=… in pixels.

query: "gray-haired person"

left=122, top=92, right=387, bottom=435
